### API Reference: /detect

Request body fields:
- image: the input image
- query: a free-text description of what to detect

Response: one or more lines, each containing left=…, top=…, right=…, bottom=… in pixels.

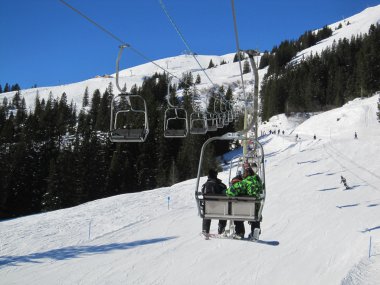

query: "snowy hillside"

left=293, top=4, right=380, bottom=63
left=1, top=94, right=379, bottom=285
left=1, top=4, right=380, bottom=113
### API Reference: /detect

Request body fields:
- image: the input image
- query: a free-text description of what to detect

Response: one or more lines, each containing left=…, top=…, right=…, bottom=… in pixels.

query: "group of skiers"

left=201, top=163, right=263, bottom=240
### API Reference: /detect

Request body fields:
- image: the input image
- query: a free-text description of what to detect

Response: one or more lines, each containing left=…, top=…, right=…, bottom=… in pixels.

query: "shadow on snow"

left=336, top=203, right=360, bottom=209
left=318, top=187, right=339, bottom=192
left=306, top=172, right=325, bottom=177
left=361, top=226, right=380, bottom=233
left=0, top=236, right=178, bottom=267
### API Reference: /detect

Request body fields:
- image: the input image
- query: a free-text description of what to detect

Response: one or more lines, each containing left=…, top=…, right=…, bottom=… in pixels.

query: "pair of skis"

left=202, top=228, right=261, bottom=242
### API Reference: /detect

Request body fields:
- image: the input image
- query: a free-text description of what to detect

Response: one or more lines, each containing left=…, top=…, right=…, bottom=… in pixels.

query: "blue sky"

left=1, top=0, right=379, bottom=89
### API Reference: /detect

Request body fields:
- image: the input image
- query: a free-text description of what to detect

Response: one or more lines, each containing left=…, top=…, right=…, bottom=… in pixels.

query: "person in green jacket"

left=226, top=166, right=263, bottom=239
left=226, top=166, right=263, bottom=198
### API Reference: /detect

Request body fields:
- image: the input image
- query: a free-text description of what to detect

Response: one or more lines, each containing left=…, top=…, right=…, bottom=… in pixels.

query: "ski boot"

left=248, top=228, right=261, bottom=241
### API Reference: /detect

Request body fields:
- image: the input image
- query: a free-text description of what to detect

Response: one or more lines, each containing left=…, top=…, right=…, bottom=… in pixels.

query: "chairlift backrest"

left=164, top=107, right=189, bottom=138
left=216, top=113, right=224, bottom=128
left=190, top=111, right=208, bottom=134
left=109, top=94, right=149, bottom=143
left=206, top=113, right=217, bottom=132
left=163, top=77, right=189, bottom=138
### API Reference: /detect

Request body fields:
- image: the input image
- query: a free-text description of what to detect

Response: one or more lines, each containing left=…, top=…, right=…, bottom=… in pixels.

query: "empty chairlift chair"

left=109, top=44, right=149, bottom=143
left=190, top=111, right=208, bottom=134
left=163, top=77, right=189, bottom=138
left=206, top=112, right=218, bottom=132
left=213, top=98, right=225, bottom=129
left=109, top=94, right=149, bottom=142
left=164, top=107, right=188, bottom=138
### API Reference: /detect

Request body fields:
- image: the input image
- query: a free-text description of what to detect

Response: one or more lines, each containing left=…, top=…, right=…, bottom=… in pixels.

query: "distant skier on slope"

left=354, top=132, right=358, bottom=139
left=340, top=176, right=350, bottom=190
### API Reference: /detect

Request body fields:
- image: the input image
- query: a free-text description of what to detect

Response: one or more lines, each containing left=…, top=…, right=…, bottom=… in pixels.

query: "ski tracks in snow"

left=323, top=143, right=380, bottom=191
left=341, top=243, right=380, bottom=285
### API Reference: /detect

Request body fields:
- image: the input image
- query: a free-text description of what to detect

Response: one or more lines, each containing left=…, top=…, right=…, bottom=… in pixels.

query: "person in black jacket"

left=202, top=169, right=227, bottom=236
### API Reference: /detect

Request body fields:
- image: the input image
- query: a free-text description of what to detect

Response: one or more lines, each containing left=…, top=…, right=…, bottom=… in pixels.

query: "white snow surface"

left=1, top=5, right=380, bottom=285
left=1, top=94, right=380, bottom=285
left=293, top=4, right=380, bottom=63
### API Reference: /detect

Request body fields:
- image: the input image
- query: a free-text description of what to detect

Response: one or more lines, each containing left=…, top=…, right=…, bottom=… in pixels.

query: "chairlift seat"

left=200, top=194, right=264, bottom=222
left=228, top=111, right=234, bottom=123
left=110, top=128, right=147, bottom=142
left=190, top=119, right=208, bottom=134
left=111, top=46, right=149, bottom=143
left=207, top=125, right=217, bottom=132
left=164, top=114, right=188, bottom=138
left=164, top=129, right=187, bottom=137
left=190, top=127, right=208, bottom=134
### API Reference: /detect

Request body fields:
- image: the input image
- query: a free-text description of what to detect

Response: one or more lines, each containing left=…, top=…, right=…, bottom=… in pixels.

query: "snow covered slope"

left=293, top=4, right=380, bottom=63
left=1, top=95, right=379, bottom=285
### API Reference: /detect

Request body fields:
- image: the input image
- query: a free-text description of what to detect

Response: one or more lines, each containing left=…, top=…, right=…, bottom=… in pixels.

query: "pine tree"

left=11, top=84, right=21, bottom=91
left=2, top=97, right=8, bottom=112
left=42, top=158, right=62, bottom=211
left=12, top=91, right=21, bottom=108
left=90, top=89, right=101, bottom=129
left=82, top=86, right=89, bottom=107
left=233, top=51, right=244, bottom=62
left=243, top=60, right=251, bottom=74
left=95, top=89, right=110, bottom=131
left=195, top=74, right=201, bottom=84
left=208, top=59, right=215, bottom=69
left=259, top=52, right=270, bottom=69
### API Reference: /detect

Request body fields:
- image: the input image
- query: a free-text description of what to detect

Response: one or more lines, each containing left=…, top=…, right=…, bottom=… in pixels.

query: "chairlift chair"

left=163, top=77, right=189, bottom=138
left=190, top=111, right=208, bottom=134
left=109, top=44, right=149, bottom=143
left=109, top=94, right=149, bottom=142
left=223, top=111, right=230, bottom=126
left=164, top=107, right=188, bottom=138
left=226, top=101, right=234, bottom=123
left=228, top=110, right=234, bottom=123
left=206, top=112, right=218, bottom=132
left=195, top=133, right=266, bottom=233
left=216, top=113, right=224, bottom=128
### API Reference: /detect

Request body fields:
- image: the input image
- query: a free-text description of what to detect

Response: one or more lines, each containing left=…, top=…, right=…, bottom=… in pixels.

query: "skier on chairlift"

left=228, top=172, right=245, bottom=238
left=201, top=169, right=227, bottom=238
left=226, top=166, right=263, bottom=239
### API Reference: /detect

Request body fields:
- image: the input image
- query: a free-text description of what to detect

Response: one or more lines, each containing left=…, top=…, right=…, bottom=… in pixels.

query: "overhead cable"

left=59, top=0, right=188, bottom=86
left=158, top=0, right=216, bottom=87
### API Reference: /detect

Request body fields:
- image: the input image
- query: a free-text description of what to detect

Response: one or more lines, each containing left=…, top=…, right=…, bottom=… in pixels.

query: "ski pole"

left=167, top=196, right=170, bottom=210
